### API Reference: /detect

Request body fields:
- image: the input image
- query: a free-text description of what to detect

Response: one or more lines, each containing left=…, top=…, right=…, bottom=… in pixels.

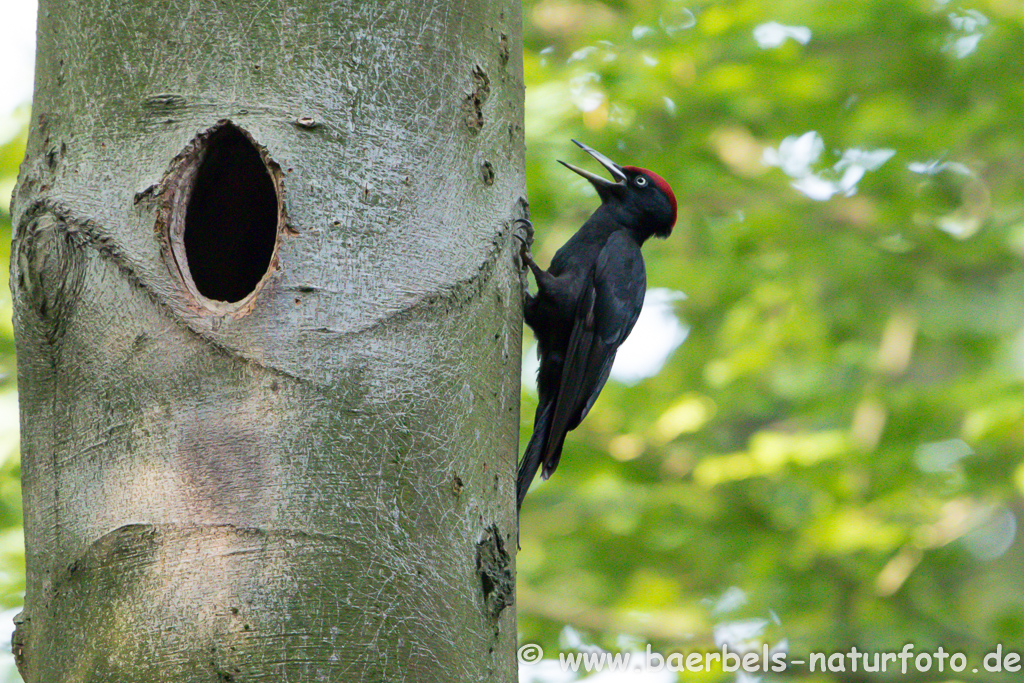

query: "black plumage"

left=517, top=140, right=677, bottom=514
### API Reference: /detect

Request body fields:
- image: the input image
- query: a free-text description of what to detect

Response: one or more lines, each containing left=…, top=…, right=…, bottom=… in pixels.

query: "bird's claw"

left=514, top=233, right=533, bottom=265
left=513, top=217, right=534, bottom=245
left=513, top=218, right=536, bottom=269
left=511, top=220, right=536, bottom=301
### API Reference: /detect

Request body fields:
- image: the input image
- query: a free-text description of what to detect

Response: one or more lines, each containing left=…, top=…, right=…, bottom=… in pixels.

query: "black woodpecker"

left=517, top=140, right=677, bottom=515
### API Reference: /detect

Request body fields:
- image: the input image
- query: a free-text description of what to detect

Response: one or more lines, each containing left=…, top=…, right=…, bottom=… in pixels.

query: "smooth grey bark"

left=11, top=1, right=525, bottom=681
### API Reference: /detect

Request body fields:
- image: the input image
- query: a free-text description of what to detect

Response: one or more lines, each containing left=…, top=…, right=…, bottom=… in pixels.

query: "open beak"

left=558, top=139, right=627, bottom=194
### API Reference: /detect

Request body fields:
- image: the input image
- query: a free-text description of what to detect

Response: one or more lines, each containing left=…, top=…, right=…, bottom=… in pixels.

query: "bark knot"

left=14, top=211, right=86, bottom=339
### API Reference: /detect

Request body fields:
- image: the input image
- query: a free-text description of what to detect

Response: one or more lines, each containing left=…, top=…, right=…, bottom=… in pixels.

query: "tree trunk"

left=10, top=1, right=525, bottom=681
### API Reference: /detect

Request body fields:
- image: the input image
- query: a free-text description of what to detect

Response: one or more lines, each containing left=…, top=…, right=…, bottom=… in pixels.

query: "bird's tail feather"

left=517, top=401, right=554, bottom=511
left=540, top=431, right=567, bottom=481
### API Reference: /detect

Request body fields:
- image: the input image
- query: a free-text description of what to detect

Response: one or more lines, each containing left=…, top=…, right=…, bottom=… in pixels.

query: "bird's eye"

left=635, top=176, right=648, bottom=187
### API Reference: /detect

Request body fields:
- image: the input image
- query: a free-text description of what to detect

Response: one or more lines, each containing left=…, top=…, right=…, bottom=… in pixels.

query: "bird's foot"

left=513, top=216, right=534, bottom=239
left=512, top=234, right=536, bottom=301
left=513, top=232, right=534, bottom=268
left=513, top=218, right=535, bottom=263
left=514, top=238, right=533, bottom=301
left=512, top=218, right=543, bottom=300
left=512, top=219, right=537, bottom=267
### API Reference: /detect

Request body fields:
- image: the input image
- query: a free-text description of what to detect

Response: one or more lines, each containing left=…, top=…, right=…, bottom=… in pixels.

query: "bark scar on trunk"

left=313, top=200, right=528, bottom=342
left=476, top=524, right=513, bottom=619
left=13, top=201, right=314, bottom=387
left=463, top=66, right=490, bottom=133
left=11, top=611, right=28, bottom=681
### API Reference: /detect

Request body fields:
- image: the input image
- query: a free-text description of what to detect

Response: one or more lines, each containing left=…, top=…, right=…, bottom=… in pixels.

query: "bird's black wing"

left=540, top=230, right=647, bottom=479
left=580, top=231, right=647, bottom=419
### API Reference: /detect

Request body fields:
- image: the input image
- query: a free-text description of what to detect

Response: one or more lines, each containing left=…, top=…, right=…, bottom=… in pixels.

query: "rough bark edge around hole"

left=156, top=119, right=293, bottom=318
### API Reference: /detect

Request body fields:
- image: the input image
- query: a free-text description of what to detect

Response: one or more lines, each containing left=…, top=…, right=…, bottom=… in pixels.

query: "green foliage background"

left=2, top=0, right=1023, bottom=681
left=515, top=0, right=1024, bottom=680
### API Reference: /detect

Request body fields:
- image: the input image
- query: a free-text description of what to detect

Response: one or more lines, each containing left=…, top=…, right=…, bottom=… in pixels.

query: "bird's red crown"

left=623, top=166, right=677, bottom=226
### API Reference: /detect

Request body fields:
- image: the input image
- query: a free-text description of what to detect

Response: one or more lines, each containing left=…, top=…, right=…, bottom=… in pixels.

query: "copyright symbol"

left=517, top=643, right=544, bottom=664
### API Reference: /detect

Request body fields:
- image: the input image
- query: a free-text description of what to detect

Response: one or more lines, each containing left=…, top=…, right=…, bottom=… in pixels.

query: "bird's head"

left=559, top=139, right=676, bottom=239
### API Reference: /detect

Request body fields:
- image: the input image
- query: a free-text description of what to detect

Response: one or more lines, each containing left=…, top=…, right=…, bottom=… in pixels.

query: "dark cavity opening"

left=184, top=125, right=278, bottom=302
